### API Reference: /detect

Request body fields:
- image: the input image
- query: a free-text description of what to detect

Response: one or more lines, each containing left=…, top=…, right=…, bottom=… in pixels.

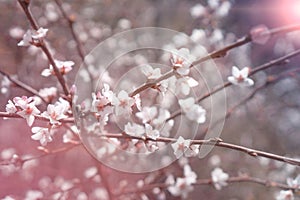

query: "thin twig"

left=115, top=174, right=298, bottom=196
left=17, top=0, right=70, bottom=97
left=0, top=70, right=48, bottom=103
left=85, top=133, right=300, bottom=166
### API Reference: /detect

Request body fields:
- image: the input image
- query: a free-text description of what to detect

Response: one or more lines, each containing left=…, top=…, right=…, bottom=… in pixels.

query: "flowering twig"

left=17, top=0, right=70, bottom=97
left=0, top=69, right=48, bottom=103
left=54, top=0, right=94, bottom=84
left=0, top=143, right=81, bottom=166
left=116, top=174, right=299, bottom=196
left=88, top=133, right=300, bottom=166
left=130, top=24, right=300, bottom=97
left=167, top=48, right=300, bottom=121
left=0, top=111, right=74, bottom=123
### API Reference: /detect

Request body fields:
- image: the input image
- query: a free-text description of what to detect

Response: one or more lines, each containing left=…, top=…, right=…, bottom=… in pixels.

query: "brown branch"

left=115, top=174, right=298, bottom=196
left=0, top=143, right=81, bottom=166
left=0, top=70, right=48, bottom=103
left=17, top=0, right=70, bottom=97
left=0, top=111, right=74, bottom=123
left=166, top=48, right=300, bottom=122
left=129, top=24, right=300, bottom=97
left=86, top=133, right=300, bottom=166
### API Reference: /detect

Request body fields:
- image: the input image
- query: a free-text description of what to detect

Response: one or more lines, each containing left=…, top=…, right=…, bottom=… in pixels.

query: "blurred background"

left=0, top=0, right=300, bottom=199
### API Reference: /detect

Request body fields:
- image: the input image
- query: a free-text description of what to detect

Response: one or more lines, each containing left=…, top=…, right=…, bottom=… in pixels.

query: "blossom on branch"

left=112, top=90, right=135, bottom=116
left=135, top=106, right=157, bottom=123
left=7, top=96, right=40, bottom=126
left=211, top=167, right=229, bottom=190
left=171, top=136, right=191, bottom=158
left=276, top=190, right=294, bottom=200
left=178, top=97, right=206, bottom=123
left=176, top=76, right=199, bottom=96
left=31, top=127, right=53, bottom=146
left=124, top=122, right=145, bottom=137
left=167, top=164, right=197, bottom=198
left=18, top=27, right=48, bottom=47
left=41, top=60, right=74, bottom=77
left=141, top=64, right=162, bottom=79
left=227, top=66, right=254, bottom=87
left=145, top=124, right=160, bottom=140
left=171, top=48, right=195, bottom=76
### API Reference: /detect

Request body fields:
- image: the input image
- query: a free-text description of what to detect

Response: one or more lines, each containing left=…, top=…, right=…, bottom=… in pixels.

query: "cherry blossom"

left=145, top=124, right=160, bottom=140
left=227, top=66, right=254, bottom=87
left=178, top=97, right=206, bottom=123
left=136, top=106, right=157, bottom=123
left=190, top=3, right=206, bottom=18
left=211, top=167, right=229, bottom=190
left=18, top=27, right=48, bottom=47
left=170, top=48, right=195, bottom=76
left=167, top=164, right=197, bottom=198
left=141, top=64, right=162, bottom=79
left=171, top=136, right=191, bottom=158
left=41, top=60, right=74, bottom=77
left=176, top=77, right=199, bottom=96
left=276, top=190, right=294, bottom=200
left=5, top=100, right=17, bottom=113
left=41, top=103, right=68, bottom=125
left=124, top=122, right=145, bottom=137
left=287, top=175, right=300, bottom=188
left=112, top=90, right=135, bottom=116
left=38, top=87, right=57, bottom=102
left=9, top=96, right=41, bottom=126
left=31, top=127, right=53, bottom=146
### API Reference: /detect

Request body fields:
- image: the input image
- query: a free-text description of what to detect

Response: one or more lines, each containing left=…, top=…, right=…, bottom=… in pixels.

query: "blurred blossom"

left=287, top=175, right=300, bottom=188
left=276, top=190, right=294, bottom=200
left=38, top=87, right=57, bottom=102
left=112, top=90, right=135, bottom=116
left=136, top=106, right=158, bottom=123
left=124, top=122, right=145, bottom=137
left=210, top=29, right=223, bottom=44
left=118, top=18, right=132, bottom=29
left=25, top=190, right=43, bottom=200
left=250, top=25, right=270, bottom=45
left=215, top=1, right=231, bottom=18
left=178, top=97, right=206, bottom=123
left=209, top=155, right=221, bottom=166
left=211, top=167, right=229, bottom=190
left=176, top=77, right=199, bottom=96
left=227, top=66, right=254, bottom=87
left=190, top=3, right=206, bottom=18
left=9, top=26, right=24, bottom=39
left=190, top=29, right=206, bottom=43
left=45, top=2, right=59, bottom=22
left=208, top=0, right=220, bottom=9
left=84, top=166, right=98, bottom=178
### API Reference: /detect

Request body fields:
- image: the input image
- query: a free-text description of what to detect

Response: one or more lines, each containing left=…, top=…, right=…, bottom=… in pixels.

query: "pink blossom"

left=112, top=90, right=135, bottom=116
left=276, top=190, right=294, bottom=200
left=141, top=64, right=162, bottom=79
left=38, top=87, right=57, bottom=102
left=136, top=106, right=158, bottom=123
left=124, top=122, right=145, bottom=137
left=145, top=124, right=160, bottom=140
left=31, top=127, right=53, bottom=146
left=176, top=77, right=199, bottom=96
left=41, top=104, right=68, bottom=125
left=5, top=100, right=17, bottom=113
left=41, top=60, right=74, bottom=77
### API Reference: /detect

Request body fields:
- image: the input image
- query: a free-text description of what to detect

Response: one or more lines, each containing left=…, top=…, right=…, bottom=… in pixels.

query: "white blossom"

left=287, top=175, right=300, bottom=188
left=41, top=60, right=74, bottom=77
left=31, top=127, right=53, bottom=146
left=38, top=87, right=57, bottom=102
left=112, top=90, right=135, bottom=116
left=176, top=77, right=199, bottom=96
left=170, top=48, right=195, bottom=76
left=276, top=190, right=294, bottom=200
left=141, top=65, right=162, bottom=79
left=5, top=100, right=17, bottom=113
left=211, top=167, right=229, bottom=190
left=18, top=28, right=48, bottom=47
left=41, top=100, right=69, bottom=125
left=190, top=3, right=206, bottom=18
left=136, top=106, right=158, bottom=123
left=167, top=164, right=197, bottom=198
left=11, top=96, right=40, bottom=126
left=227, top=66, right=254, bottom=86
left=124, top=122, right=145, bottom=137
left=171, top=136, right=191, bottom=159
left=145, top=124, right=160, bottom=140
left=178, top=97, right=206, bottom=123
